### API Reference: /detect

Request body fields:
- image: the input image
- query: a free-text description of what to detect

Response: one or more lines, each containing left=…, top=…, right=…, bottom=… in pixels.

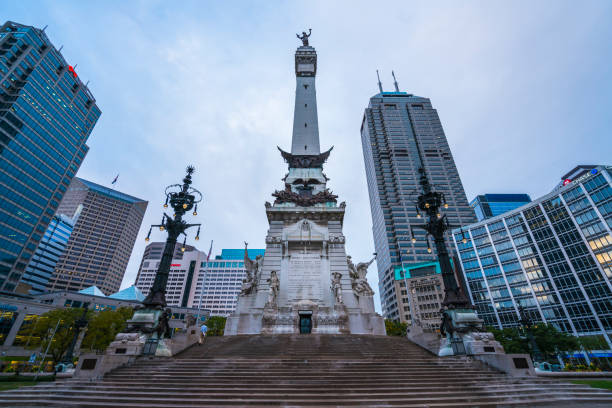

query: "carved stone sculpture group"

left=241, top=242, right=263, bottom=296
left=347, top=254, right=376, bottom=297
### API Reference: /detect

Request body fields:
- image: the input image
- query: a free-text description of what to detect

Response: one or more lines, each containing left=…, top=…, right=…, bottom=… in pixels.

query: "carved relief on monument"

left=282, top=219, right=328, bottom=242
left=329, top=234, right=345, bottom=244
left=272, top=184, right=338, bottom=206
left=287, top=250, right=322, bottom=302
left=265, top=236, right=282, bottom=244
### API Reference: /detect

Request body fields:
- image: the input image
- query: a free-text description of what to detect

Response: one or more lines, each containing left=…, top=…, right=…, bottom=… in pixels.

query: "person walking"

left=199, top=323, right=208, bottom=345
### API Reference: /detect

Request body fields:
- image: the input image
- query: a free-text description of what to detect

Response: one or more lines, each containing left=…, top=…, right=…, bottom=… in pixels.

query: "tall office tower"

left=135, top=246, right=264, bottom=316
left=360, top=82, right=476, bottom=322
left=471, top=194, right=532, bottom=222
left=21, top=214, right=75, bottom=294
left=0, top=21, right=101, bottom=293
left=452, top=165, right=612, bottom=348
left=46, top=178, right=147, bottom=295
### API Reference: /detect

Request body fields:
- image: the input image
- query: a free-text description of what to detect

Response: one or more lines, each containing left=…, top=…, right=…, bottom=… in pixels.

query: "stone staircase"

left=2, top=334, right=612, bottom=407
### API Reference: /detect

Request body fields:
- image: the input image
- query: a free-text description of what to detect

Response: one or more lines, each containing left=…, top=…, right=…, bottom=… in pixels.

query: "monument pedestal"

left=225, top=209, right=385, bottom=336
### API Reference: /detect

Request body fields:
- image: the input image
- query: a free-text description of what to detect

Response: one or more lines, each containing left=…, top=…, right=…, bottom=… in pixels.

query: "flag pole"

left=196, top=240, right=213, bottom=323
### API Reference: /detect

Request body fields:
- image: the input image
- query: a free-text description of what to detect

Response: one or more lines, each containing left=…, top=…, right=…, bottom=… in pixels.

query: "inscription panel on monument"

left=288, top=252, right=322, bottom=301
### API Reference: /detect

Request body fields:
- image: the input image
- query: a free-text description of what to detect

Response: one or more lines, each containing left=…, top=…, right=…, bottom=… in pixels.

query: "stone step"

left=5, top=385, right=607, bottom=398
left=23, top=383, right=599, bottom=393
left=3, top=393, right=612, bottom=407
left=110, top=368, right=505, bottom=375
left=3, top=334, right=611, bottom=407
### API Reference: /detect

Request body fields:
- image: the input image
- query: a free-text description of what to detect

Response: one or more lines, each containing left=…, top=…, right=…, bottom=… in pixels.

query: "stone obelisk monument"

left=224, top=30, right=385, bottom=335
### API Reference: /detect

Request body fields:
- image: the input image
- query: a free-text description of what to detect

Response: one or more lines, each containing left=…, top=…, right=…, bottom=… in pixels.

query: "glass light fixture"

left=182, top=203, right=188, bottom=209
left=444, top=203, right=449, bottom=209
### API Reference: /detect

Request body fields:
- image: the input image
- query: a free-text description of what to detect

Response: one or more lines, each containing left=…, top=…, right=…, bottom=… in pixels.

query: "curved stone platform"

left=2, top=334, right=612, bottom=407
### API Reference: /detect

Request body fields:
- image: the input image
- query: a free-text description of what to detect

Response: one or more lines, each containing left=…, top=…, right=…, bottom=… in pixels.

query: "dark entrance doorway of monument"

left=298, top=310, right=312, bottom=334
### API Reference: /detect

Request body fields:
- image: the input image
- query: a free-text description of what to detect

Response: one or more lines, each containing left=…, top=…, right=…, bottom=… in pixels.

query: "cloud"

left=5, top=0, right=612, bottom=314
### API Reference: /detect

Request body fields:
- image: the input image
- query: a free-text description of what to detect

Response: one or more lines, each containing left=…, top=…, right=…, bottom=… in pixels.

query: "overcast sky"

left=5, top=1, right=612, bottom=311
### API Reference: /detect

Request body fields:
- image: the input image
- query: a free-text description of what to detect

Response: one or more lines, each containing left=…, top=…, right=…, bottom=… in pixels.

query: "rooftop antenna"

left=42, top=25, right=48, bottom=32
left=376, top=70, right=383, bottom=93
left=58, top=45, right=63, bottom=51
left=392, top=70, right=400, bottom=92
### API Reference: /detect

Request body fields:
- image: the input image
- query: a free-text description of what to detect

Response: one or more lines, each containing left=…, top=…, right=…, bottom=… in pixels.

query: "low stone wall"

left=473, top=353, right=535, bottom=377
left=155, top=328, right=199, bottom=356
left=73, top=352, right=136, bottom=380
left=406, top=327, right=441, bottom=355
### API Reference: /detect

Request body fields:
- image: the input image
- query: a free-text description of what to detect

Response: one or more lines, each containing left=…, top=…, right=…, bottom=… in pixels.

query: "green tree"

left=385, top=319, right=407, bottom=336
left=578, top=335, right=608, bottom=355
left=81, top=307, right=134, bottom=353
left=532, top=324, right=579, bottom=360
left=23, top=308, right=88, bottom=363
left=205, top=316, right=226, bottom=336
left=488, top=324, right=580, bottom=361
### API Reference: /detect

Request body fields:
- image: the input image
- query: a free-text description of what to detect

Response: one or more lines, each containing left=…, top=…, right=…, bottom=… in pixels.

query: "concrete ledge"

left=473, top=353, right=535, bottom=377
left=0, top=372, right=54, bottom=378
left=155, top=330, right=199, bottom=356
left=536, top=370, right=612, bottom=378
left=406, top=329, right=441, bottom=355
left=73, top=352, right=135, bottom=380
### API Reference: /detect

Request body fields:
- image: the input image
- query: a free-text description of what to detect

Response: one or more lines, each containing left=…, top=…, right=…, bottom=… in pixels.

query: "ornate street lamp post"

left=519, top=306, right=543, bottom=363
left=413, top=167, right=470, bottom=309
left=125, top=167, right=202, bottom=348
left=412, top=167, right=486, bottom=355
left=142, top=166, right=202, bottom=308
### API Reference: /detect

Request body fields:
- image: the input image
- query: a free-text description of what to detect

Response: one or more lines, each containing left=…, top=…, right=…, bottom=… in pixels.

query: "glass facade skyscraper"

left=453, top=165, right=612, bottom=348
left=0, top=21, right=101, bottom=293
left=360, top=89, right=476, bottom=322
left=22, top=214, right=75, bottom=294
left=470, top=194, right=532, bottom=222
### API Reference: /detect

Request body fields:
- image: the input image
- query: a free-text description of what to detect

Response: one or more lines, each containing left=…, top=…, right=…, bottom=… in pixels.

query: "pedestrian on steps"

left=199, top=323, right=208, bottom=345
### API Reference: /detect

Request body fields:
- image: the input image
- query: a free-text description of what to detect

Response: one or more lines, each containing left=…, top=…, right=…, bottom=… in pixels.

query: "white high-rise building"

left=135, top=244, right=264, bottom=316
